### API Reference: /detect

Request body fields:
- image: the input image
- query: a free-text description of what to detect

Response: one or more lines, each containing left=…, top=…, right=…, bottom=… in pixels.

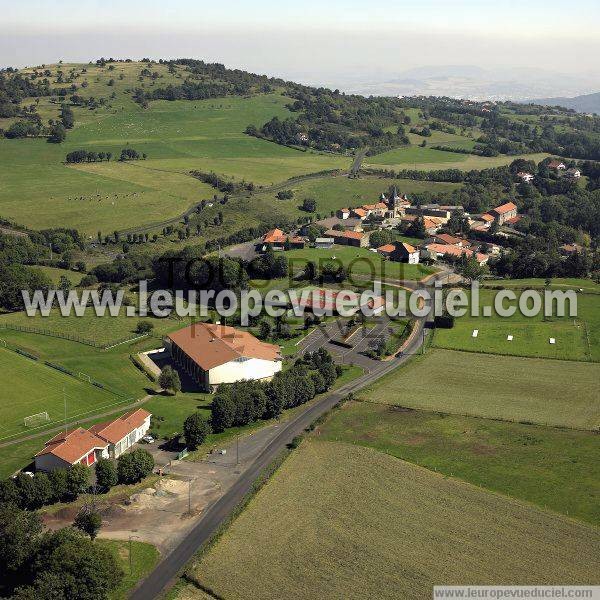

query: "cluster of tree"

left=249, top=246, right=288, bottom=279
left=369, top=229, right=394, bottom=249
left=0, top=505, right=122, bottom=599
left=0, top=464, right=90, bottom=511
left=3, top=119, right=42, bottom=139
left=190, top=170, right=254, bottom=194
left=0, top=263, right=52, bottom=311
left=210, top=348, right=339, bottom=431
left=91, top=253, right=152, bottom=284
left=65, top=149, right=113, bottom=163
left=119, top=148, right=146, bottom=161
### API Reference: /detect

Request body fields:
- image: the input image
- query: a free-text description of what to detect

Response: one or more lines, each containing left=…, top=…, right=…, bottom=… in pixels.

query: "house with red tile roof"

left=548, top=159, right=566, bottom=170
left=166, top=323, right=282, bottom=392
left=35, top=428, right=109, bottom=472
left=422, top=243, right=488, bottom=266
left=261, top=228, right=305, bottom=251
left=377, top=241, right=419, bottom=264
left=89, top=409, right=152, bottom=459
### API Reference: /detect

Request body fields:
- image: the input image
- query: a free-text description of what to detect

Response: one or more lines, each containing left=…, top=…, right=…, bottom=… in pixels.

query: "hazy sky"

left=2, top=0, right=599, bottom=81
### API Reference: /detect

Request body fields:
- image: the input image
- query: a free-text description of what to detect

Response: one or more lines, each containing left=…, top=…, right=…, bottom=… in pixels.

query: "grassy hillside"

left=362, top=349, right=600, bottom=429
left=186, top=441, right=600, bottom=599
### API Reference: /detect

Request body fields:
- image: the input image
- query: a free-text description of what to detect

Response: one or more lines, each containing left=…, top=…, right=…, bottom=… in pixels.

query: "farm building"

left=34, top=428, right=109, bottom=472
left=377, top=241, right=420, bottom=264
left=261, top=228, right=305, bottom=251
left=165, top=323, right=283, bottom=392
left=89, top=409, right=152, bottom=459
left=324, top=229, right=370, bottom=247
left=422, top=243, right=488, bottom=266
left=315, top=237, right=334, bottom=249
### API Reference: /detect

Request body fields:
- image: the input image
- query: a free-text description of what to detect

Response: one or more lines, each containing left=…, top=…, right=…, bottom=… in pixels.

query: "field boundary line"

left=430, top=343, right=598, bottom=364
left=104, top=333, right=149, bottom=349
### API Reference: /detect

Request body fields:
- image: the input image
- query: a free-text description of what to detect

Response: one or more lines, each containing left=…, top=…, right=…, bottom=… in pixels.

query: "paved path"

left=129, top=272, right=446, bottom=600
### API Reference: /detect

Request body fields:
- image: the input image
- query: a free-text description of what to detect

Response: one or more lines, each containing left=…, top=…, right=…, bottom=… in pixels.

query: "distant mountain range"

left=529, top=91, right=600, bottom=114
left=311, top=65, right=600, bottom=103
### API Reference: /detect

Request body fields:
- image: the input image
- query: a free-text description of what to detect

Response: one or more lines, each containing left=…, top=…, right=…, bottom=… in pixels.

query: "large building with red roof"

left=165, top=323, right=283, bottom=392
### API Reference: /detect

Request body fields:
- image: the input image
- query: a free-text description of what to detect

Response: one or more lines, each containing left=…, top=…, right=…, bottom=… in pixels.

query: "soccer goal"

left=24, top=412, right=50, bottom=428
left=78, top=372, right=92, bottom=383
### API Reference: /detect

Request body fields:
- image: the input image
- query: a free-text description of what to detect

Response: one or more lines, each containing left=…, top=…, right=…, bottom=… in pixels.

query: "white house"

left=516, top=172, right=534, bottom=183
left=35, top=428, right=109, bottom=472
left=165, top=323, right=283, bottom=392
left=565, top=168, right=581, bottom=179
left=89, top=409, right=152, bottom=459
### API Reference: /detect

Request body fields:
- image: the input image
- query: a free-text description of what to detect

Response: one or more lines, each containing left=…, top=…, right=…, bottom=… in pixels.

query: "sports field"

left=362, top=349, right=600, bottom=429
left=320, top=401, right=600, bottom=525
left=285, top=246, right=436, bottom=282
left=433, top=288, right=599, bottom=361
left=0, top=347, right=130, bottom=441
left=186, top=441, right=600, bottom=600
left=365, top=147, right=549, bottom=171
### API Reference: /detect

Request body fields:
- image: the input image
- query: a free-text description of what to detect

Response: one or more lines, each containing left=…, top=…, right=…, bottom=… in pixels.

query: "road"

left=130, top=274, right=443, bottom=600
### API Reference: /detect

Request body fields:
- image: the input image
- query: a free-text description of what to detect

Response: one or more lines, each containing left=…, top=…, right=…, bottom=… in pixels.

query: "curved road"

left=130, top=275, right=442, bottom=600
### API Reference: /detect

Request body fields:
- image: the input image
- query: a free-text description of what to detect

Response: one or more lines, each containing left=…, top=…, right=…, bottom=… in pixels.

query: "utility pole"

left=63, top=388, right=67, bottom=434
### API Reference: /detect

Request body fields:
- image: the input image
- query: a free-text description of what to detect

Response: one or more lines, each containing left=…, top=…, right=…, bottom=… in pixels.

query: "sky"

left=2, top=0, right=600, bottom=85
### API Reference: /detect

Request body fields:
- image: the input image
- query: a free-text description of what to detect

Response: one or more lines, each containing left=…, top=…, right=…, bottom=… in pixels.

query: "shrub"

left=117, top=449, right=154, bottom=484
left=95, top=458, right=118, bottom=492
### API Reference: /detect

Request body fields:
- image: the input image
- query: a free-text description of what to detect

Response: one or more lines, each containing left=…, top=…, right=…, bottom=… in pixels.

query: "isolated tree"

left=48, top=123, right=66, bottom=143
left=301, top=197, right=317, bottom=213
left=74, top=508, right=102, bottom=540
left=65, top=463, right=90, bottom=500
left=257, top=319, right=272, bottom=340
left=183, top=413, right=212, bottom=450
left=158, top=365, right=181, bottom=395
left=135, top=321, right=154, bottom=334
left=95, top=458, right=118, bottom=492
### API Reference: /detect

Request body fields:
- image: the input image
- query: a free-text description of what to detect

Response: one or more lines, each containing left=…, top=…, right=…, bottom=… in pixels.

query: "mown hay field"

left=186, top=441, right=600, bottom=600
left=362, top=348, right=600, bottom=430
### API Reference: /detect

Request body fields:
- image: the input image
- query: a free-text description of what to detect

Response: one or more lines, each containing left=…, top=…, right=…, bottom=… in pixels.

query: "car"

left=141, top=434, right=155, bottom=444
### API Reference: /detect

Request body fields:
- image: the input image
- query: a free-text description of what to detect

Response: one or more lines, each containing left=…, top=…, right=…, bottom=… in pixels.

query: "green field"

left=186, top=441, right=600, bottom=599
left=260, top=175, right=461, bottom=216
left=320, top=401, right=600, bottom=525
left=0, top=72, right=347, bottom=234
left=0, top=347, right=132, bottom=442
left=0, top=309, right=183, bottom=347
left=484, top=277, right=600, bottom=293
left=285, top=246, right=436, bottom=281
left=363, top=348, right=600, bottom=429
left=433, top=288, right=599, bottom=361
left=365, top=147, right=549, bottom=171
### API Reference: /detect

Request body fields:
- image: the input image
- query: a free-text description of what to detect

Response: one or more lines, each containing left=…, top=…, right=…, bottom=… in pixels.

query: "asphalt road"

left=130, top=276, right=441, bottom=600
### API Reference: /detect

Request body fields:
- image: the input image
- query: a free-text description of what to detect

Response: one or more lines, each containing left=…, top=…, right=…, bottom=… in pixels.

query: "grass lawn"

left=363, top=348, right=600, bottom=430
left=285, top=246, right=436, bottom=282
left=98, top=538, right=160, bottom=600
left=186, top=441, right=600, bottom=600
left=0, top=347, right=132, bottom=442
left=365, top=148, right=549, bottom=171
left=433, top=288, right=599, bottom=361
left=320, top=401, right=600, bottom=525
left=484, top=277, right=600, bottom=294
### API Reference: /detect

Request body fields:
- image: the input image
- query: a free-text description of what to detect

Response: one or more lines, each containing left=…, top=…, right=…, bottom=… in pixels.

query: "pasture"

left=433, top=287, right=599, bottom=361
left=0, top=85, right=347, bottom=233
left=285, top=246, right=436, bottom=282
left=320, top=401, right=600, bottom=525
left=365, top=147, right=549, bottom=171
left=363, top=348, right=600, bottom=429
left=186, top=441, right=600, bottom=600
left=262, top=175, right=461, bottom=216
left=0, top=347, right=130, bottom=441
